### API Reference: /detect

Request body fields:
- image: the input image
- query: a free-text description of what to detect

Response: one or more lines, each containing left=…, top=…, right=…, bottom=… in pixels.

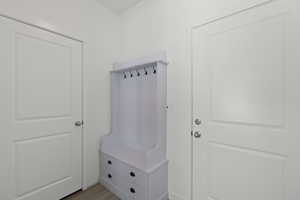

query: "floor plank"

left=62, top=184, right=119, bottom=200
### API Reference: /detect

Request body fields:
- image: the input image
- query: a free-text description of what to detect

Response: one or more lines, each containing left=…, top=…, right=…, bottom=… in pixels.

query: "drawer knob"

left=130, top=172, right=136, bottom=177
left=108, top=174, right=112, bottom=179
left=130, top=188, right=136, bottom=194
left=108, top=160, right=112, bottom=165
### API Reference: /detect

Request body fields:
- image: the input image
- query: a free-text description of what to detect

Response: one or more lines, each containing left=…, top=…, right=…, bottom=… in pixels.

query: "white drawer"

left=101, top=153, right=121, bottom=187
left=117, top=161, right=147, bottom=188
left=101, top=153, right=116, bottom=171
left=102, top=167, right=116, bottom=186
left=122, top=183, right=147, bottom=200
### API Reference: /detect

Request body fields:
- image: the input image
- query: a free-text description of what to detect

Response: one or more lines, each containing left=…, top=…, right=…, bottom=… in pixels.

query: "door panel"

left=15, top=134, right=71, bottom=196
left=192, top=1, right=300, bottom=200
left=15, top=33, right=72, bottom=120
left=209, top=15, right=285, bottom=126
left=0, top=16, right=82, bottom=200
left=208, top=142, right=285, bottom=200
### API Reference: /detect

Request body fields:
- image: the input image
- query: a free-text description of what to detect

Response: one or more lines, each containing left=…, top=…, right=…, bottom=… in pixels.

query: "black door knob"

left=108, top=174, right=112, bottom=179
left=108, top=160, right=112, bottom=165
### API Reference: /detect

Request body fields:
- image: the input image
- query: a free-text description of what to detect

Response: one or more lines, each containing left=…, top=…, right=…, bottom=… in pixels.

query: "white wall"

left=119, top=0, right=271, bottom=199
left=0, top=0, right=121, bottom=188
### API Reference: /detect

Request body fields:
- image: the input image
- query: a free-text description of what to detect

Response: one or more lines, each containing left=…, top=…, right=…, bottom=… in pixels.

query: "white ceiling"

left=97, top=0, right=143, bottom=13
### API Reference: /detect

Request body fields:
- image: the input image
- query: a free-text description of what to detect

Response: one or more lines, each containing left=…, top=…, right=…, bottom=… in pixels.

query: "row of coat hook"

left=123, top=66, right=157, bottom=79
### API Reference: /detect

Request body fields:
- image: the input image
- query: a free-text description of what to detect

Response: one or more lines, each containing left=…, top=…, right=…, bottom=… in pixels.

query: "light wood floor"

left=63, top=184, right=119, bottom=200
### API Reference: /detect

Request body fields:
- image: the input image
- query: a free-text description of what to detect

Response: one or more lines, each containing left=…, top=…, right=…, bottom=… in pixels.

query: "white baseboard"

left=158, top=192, right=169, bottom=200
left=169, top=193, right=185, bottom=200
left=82, top=180, right=99, bottom=191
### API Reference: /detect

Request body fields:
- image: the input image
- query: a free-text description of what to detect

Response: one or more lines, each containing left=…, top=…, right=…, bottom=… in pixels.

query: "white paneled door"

left=0, top=16, right=82, bottom=200
left=192, top=1, right=300, bottom=200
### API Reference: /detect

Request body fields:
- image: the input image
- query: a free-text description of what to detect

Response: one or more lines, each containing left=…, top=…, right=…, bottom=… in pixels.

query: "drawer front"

left=117, top=161, right=147, bottom=188
left=102, top=167, right=116, bottom=186
left=123, top=184, right=147, bottom=200
left=101, top=153, right=119, bottom=186
left=101, top=152, right=148, bottom=199
left=101, top=153, right=115, bottom=171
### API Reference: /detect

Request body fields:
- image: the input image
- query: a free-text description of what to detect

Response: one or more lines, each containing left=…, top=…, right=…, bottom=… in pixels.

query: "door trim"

left=0, top=14, right=83, bottom=43
left=191, top=0, right=275, bottom=30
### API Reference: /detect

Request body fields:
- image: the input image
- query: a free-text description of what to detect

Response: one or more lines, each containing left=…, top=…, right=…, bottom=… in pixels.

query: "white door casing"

left=192, top=1, right=300, bottom=200
left=0, top=16, right=82, bottom=200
